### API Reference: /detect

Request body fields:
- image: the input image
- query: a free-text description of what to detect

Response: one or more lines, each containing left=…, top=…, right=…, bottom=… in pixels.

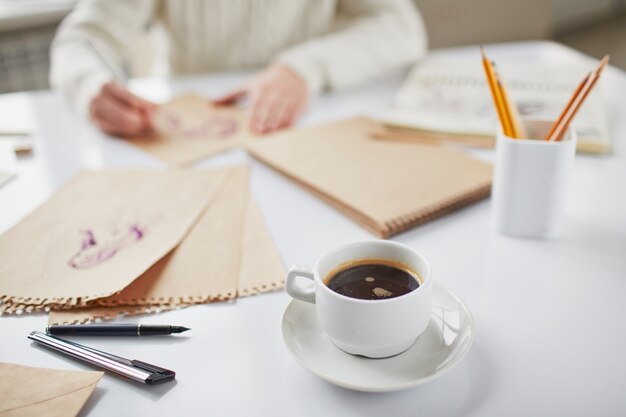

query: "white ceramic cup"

left=492, top=118, right=577, bottom=239
left=285, top=240, right=432, bottom=358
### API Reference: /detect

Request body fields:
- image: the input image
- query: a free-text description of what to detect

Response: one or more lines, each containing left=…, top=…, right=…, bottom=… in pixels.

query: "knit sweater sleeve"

left=274, top=0, right=428, bottom=95
left=49, top=0, right=157, bottom=117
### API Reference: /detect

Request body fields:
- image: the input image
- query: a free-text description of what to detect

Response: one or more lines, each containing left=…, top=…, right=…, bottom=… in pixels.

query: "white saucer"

left=281, top=283, right=474, bottom=392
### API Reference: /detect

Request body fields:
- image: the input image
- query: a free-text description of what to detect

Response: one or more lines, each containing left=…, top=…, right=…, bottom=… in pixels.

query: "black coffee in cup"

left=324, top=259, right=420, bottom=300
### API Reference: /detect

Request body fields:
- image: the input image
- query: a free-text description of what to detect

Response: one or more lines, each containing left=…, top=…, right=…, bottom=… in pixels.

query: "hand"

left=90, top=82, right=156, bottom=138
left=215, top=65, right=308, bottom=134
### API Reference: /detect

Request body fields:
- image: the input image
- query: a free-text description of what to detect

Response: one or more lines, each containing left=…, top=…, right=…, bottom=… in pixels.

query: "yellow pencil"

left=481, top=47, right=513, bottom=137
left=494, top=66, right=526, bottom=139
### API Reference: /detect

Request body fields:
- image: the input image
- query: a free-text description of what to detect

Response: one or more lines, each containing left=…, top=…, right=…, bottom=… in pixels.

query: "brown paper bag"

left=0, top=169, right=228, bottom=310
left=0, top=362, right=102, bottom=417
left=131, top=94, right=255, bottom=167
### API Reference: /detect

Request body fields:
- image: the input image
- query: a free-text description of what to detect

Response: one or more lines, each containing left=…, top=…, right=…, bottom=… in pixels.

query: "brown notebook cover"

left=247, top=117, right=493, bottom=237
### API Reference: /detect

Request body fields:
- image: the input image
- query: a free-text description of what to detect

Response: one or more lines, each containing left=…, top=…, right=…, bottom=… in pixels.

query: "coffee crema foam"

left=324, top=259, right=421, bottom=301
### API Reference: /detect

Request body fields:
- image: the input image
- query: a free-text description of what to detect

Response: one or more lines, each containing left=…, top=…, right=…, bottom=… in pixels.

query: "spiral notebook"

left=247, top=117, right=492, bottom=238
left=384, top=55, right=611, bottom=154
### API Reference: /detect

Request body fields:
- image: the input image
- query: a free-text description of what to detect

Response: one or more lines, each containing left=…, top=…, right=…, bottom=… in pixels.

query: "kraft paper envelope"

left=0, top=169, right=228, bottom=311
left=47, top=192, right=285, bottom=324
left=131, top=94, right=255, bottom=167
left=247, top=117, right=493, bottom=237
left=236, top=197, right=285, bottom=297
left=67, top=166, right=248, bottom=308
left=0, top=362, right=102, bottom=417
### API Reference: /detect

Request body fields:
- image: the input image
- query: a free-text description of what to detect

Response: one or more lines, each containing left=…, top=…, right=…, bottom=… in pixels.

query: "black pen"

left=46, top=324, right=190, bottom=336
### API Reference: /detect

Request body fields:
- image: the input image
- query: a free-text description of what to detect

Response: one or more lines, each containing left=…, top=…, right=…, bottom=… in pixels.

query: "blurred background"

left=1, top=0, right=625, bottom=94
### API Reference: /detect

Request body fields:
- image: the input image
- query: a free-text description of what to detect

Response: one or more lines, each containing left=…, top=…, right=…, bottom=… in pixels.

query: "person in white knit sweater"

left=50, top=0, right=427, bottom=137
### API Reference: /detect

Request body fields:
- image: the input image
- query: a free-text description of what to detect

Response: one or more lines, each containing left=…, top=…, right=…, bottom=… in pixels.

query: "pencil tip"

left=480, top=45, right=486, bottom=57
left=597, top=55, right=610, bottom=75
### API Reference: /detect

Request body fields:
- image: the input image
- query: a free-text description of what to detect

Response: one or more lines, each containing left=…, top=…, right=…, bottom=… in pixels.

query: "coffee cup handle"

left=286, top=265, right=316, bottom=304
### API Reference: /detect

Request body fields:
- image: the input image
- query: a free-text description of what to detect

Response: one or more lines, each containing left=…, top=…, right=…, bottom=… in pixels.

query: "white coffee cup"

left=285, top=240, right=432, bottom=358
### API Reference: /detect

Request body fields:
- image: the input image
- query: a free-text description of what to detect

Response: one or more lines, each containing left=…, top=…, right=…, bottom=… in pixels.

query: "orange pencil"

left=481, top=47, right=513, bottom=137
left=544, top=72, right=590, bottom=141
left=546, top=55, right=609, bottom=142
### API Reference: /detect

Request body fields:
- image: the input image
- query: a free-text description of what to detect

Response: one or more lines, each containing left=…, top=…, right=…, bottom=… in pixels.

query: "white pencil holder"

left=492, top=118, right=577, bottom=239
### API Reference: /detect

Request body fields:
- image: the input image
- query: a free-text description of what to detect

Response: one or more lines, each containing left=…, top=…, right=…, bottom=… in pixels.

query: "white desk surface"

left=1, top=41, right=625, bottom=417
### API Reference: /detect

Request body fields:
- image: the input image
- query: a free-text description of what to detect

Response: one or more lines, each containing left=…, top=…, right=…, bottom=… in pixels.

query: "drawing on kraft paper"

left=67, top=223, right=146, bottom=269
left=157, top=109, right=239, bottom=140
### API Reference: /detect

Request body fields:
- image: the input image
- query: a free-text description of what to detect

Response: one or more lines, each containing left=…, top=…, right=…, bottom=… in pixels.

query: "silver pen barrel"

left=28, top=331, right=151, bottom=383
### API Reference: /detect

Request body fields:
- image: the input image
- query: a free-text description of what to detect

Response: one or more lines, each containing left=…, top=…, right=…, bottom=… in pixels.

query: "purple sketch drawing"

left=67, top=224, right=145, bottom=269
left=161, top=111, right=239, bottom=139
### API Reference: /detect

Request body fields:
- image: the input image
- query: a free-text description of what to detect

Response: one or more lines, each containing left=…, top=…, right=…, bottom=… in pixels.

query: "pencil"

left=480, top=47, right=513, bottom=137
left=546, top=55, right=609, bottom=142
left=494, top=66, right=526, bottom=139
left=370, top=128, right=494, bottom=148
left=544, top=72, right=590, bottom=141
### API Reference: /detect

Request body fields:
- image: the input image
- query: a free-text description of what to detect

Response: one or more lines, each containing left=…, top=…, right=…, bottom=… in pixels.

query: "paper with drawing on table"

left=0, top=362, right=102, bottom=417
left=56, top=166, right=249, bottom=310
left=131, top=94, right=254, bottom=166
left=48, top=190, right=286, bottom=324
left=0, top=169, right=228, bottom=312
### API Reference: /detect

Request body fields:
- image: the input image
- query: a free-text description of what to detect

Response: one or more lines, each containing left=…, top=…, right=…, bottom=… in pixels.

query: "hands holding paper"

left=90, top=65, right=308, bottom=138
left=215, top=65, right=309, bottom=134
